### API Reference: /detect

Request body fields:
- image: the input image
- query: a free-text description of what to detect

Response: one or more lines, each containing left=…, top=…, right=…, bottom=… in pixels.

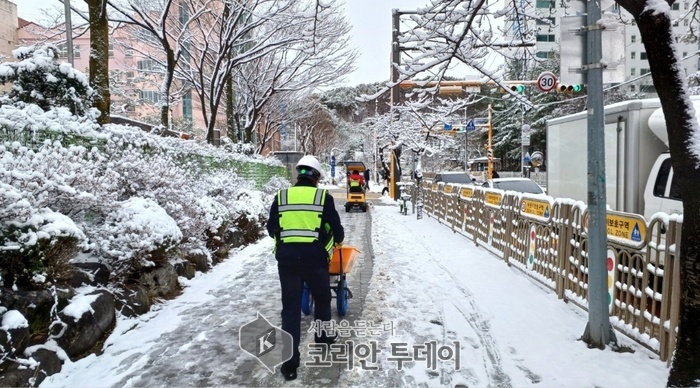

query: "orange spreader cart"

left=301, top=245, right=361, bottom=316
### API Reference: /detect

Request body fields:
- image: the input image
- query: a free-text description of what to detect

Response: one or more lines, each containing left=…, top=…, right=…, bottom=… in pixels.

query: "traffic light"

left=509, top=84, right=525, bottom=93
left=556, top=84, right=583, bottom=93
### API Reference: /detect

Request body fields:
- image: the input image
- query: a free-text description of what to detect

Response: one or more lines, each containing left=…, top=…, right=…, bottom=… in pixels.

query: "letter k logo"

left=257, top=328, right=276, bottom=357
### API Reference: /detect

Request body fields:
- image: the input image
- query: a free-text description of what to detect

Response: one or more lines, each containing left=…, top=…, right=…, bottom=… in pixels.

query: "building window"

left=671, top=2, right=679, bottom=10
left=126, top=71, right=135, bottom=82
left=126, top=104, right=136, bottom=113
left=536, top=34, right=556, bottom=42
left=125, top=46, right=133, bottom=57
left=182, top=90, right=193, bottom=119
left=631, top=52, right=636, bottom=59
left=57, top=43, right=66, bottom=58
left=73, top=45, right=80, bottom=58
left=137, top=59, right=156, bottom=71
left=179, top=2, right=190, bottom=25
left=536, top=51, right=553, bottom=59
left=630, top=85, right=636, bottom=92
left=641, top=68, right=650, bottom=75
left=109, top=43, right=114, bottom=57
left=640, top=52, right=647, bottom=60
left=684, top=19, right=689, bottom=27
left=630, top=68, right=636, bottom=76
left=631, top=35, right=636, bottom=43
left=641, top=84, right=657, bottom=93
left=139, top=90, right=160, bottom=103
left=535, top=0, right=553, bottom=8
left=683, top=52, right=688, bottom=58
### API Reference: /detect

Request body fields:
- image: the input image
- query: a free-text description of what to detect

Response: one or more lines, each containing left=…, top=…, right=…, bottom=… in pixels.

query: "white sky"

left=342, top=0, right=431, bottom=86
left=39, top=185, right=670, bottom=387
left=15, top=0, right=56, bottom=23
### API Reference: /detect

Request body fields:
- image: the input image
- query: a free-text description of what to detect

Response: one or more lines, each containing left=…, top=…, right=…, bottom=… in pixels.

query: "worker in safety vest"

left=266, top=155, right=345, bottom=381
left=347, top=169, right=365, bottom=193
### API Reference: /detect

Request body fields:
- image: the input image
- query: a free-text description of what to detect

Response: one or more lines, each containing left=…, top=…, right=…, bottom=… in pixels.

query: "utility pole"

left=389, top=9, right=401, bottom=200
left=487, top=104, right=493, bottom=179
left=389, top=9, right=421, bottom=200
left=582, top=0, right=617, bottom=348
left=64, top=0, right=74, bottom=66
left=464, top=106, right=469, bottom=173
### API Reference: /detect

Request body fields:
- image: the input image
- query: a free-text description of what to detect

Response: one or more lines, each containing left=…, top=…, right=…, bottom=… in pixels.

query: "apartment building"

left=511, top=0, right=699, bottom=96
left=623, top=1, right=699, bottom=95
left=0, top=0, right=17, bottom=61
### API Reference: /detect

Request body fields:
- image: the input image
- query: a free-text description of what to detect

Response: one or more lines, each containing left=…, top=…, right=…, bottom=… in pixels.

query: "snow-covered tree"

left=0, top=44, right=94, bottom=116
left=177, top=0, right=355, bottom=146
left=609, top=0, right=700, bottom=384
left=107, top=0, right=211, bottom=129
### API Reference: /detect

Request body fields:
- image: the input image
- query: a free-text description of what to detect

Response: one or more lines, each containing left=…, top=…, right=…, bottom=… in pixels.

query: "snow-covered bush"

left=98, top=197, right=182, bottom=278
left=0, top=44, right=94, bottom=116
left=0, top=201, right=85, bottom=288
left=0, top=141, right=92, bottom=288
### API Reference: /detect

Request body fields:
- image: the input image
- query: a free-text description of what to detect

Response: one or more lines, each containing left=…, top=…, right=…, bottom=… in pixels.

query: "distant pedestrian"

left=363, top=168, right=370, bottom=190
left=492, top=170, right=500, bottom=179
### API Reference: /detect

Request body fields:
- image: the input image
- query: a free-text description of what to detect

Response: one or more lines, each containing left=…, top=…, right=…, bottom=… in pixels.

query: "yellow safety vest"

left=277, top=187, right=334, bottom=259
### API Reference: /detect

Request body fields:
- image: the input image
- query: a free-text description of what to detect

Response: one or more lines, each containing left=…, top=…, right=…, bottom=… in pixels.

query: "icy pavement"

left=42, top=188, right=669, bottom=387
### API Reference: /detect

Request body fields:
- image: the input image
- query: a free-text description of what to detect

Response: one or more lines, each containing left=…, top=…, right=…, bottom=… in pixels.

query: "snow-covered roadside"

left=344, top=201, right=669, bottom=387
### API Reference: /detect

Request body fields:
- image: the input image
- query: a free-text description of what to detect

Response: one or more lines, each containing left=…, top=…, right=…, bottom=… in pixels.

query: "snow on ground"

left=41, top=193, right=669, bottom=387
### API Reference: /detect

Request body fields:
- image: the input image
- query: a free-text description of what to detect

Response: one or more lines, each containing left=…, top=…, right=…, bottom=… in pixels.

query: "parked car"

left=482, top=178, right=545, bottom=194
left=433, top=172, right=475, bottom=185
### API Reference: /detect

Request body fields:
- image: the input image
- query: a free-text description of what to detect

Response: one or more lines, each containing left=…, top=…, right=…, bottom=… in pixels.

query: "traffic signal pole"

left=581, top=0, right=617, bottom=348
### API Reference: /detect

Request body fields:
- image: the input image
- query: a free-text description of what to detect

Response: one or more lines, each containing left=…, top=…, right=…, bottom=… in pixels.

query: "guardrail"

left=421, top=180, right=681, bottom=362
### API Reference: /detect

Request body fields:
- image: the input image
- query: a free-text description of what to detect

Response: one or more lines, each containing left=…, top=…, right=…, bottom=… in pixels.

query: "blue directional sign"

left=444, top=123, right=453, bottom=131
left=330, top=154, right=336, bottom=178
left=465, top=119, right=476, bottom=132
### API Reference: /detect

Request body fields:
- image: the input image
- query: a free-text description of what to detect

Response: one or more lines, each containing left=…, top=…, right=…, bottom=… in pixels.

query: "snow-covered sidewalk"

left=41, top=195, right=669, bottom=387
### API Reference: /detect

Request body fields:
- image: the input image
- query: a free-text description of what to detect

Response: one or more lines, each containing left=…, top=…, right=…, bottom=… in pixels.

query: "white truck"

left=546, top=97, right=697, bottom=219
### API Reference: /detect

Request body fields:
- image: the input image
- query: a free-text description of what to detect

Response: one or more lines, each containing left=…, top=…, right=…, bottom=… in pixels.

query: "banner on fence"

left=583, top=210, right=647, bottom=249
left=484, top=191, right=503, bottom=208
left=459, top=186, right=474, bottom=199
left=519, top=197, right=553, bottom=223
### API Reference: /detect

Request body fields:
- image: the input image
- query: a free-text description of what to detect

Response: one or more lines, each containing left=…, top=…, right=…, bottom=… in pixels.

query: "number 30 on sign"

left=537, top=71, right=557, bottom=93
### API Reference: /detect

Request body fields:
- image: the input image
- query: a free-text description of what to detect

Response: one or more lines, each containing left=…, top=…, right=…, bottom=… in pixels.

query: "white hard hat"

left=296, top=155, right=322, bottom=179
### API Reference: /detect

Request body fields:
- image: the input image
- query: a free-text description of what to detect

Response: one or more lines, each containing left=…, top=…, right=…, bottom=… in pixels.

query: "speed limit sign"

left=537, top=71, right=557, bottom=92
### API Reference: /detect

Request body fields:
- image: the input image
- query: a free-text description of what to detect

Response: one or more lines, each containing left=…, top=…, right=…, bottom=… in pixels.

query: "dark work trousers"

left=278, top=263, right=332, bottom=368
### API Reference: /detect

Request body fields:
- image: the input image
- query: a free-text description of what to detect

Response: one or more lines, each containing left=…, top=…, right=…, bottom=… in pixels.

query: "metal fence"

left=421, top=180, right=681, bottom=362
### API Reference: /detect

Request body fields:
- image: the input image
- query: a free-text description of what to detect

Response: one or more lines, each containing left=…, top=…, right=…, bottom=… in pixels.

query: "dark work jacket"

left=266, top=179, right=345, bottom=267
